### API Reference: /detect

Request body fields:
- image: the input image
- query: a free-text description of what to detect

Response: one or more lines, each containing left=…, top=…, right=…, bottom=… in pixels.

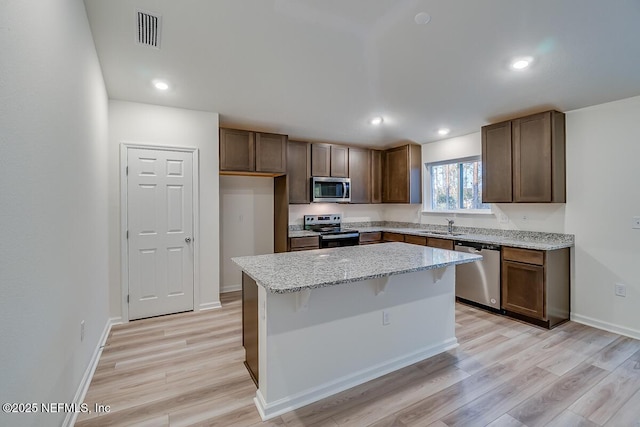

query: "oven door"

left=320, top=233, right=360, bottom=248
left=312, top=177, right=351, bottom=203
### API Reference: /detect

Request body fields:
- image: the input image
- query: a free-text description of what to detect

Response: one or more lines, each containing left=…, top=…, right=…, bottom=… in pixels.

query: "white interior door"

left=127, top=147, right=194, bottom=320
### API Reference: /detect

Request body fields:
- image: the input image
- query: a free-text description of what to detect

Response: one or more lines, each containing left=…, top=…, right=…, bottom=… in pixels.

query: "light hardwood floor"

left=76, top=292, right=640, bottom=427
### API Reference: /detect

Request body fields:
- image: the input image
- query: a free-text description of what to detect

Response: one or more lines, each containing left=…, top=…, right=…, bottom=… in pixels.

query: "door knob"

left=185, top=237, right=192, bottom=243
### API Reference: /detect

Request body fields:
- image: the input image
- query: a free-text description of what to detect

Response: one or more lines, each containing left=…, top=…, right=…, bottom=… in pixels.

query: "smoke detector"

left=136, top=9, right=162, bottom=49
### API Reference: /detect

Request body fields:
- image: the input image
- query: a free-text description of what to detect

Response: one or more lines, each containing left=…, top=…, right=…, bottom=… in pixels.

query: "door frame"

left=120, top=143, right=200, bottom=323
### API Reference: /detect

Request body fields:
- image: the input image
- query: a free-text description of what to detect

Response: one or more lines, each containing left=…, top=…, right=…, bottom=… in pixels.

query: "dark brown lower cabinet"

left=404, top=234, right=427, bottom=246
left=288, top=236, right=320, bottom=251
left=426, top=237, right=455, bottom=250
left=242, top=272, right=259, bottom=386
left=501, top=246, right=570, bottom=328
left=359, top=232, right=382, bottom=245
left=382, top=232, right=405, bottom=242
left=502, top=260, right=545, bottom=320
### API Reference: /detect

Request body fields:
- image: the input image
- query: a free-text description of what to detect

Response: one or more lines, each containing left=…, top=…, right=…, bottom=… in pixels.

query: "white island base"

left=248, top=266, right=457, bottom=420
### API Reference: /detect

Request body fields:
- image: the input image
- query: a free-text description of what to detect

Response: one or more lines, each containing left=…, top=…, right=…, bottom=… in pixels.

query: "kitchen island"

left=233, top=242, right=481, bottom=420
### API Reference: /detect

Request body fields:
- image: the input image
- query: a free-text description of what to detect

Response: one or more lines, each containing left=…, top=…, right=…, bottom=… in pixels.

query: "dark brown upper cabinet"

left=348, top=147, right=371, bottom=204
left=370, top=150, right=383, bottom=204
left=256, top=132, right=287, bottom=173
left=219, top=127, right=287, bottom=174
left=220, top=128, right=254, bottom=172
left=287, top=140, right=311, bottom=204
left=330, top=145, right=349, bottom=177
left=482, top=110, right=565, bottom=203
left=311, top=143, right=349, bottom=177
left=482, top=121, right=512, bottom=202
left=383, top=144, right=422, bottom=204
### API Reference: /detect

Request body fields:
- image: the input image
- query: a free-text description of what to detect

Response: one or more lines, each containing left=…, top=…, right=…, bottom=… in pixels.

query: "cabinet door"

left=502, top=260, right=545, bottom=320
left=383, top=146, right=409, bottom=203
left=287, top=140, right=311, bottom=204
left=405, top=235, right=427, bottom=246
left=371, top=150, right=383, bottom=203
left=330, top=145, right=349, bottom=177
left=220, top=128, right=254, bottom=172
left=359, top=232, right=382, bottom=245
left=289, top=236, right=320, bottom=251
left=426, top=237, right=454, bottom=250
left=242, top=273, right=259, bottom=385
left=482, top=121, right=512, bottom=202
left=513, top=112, right=552, bottom=202
left=311, top=143, right=331, bottom=177
left=256, top=132, right=287, bottom=173
left=382, top=232, right=405, bottom=242
left=348, top=147, right=371, bottom=203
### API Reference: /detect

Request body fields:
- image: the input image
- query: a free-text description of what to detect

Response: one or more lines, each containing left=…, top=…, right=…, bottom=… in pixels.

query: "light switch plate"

left=633, top=216, right=640, bottom=229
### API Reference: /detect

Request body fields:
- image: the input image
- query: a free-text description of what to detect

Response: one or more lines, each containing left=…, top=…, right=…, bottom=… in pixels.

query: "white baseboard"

left=64, top=317, right=115, bottom=427
left=199, top=301, right=222, bottom=311
left=221, top=284, right=242, bottom=293
left=255, top=337, right=458, bottom=421
left=571, top=313, right=640, bottom=340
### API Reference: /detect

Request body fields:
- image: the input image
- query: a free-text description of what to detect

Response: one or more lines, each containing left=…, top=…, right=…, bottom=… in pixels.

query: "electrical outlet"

left=615, top=283, right=626, bottom=297
left=522, top=215, right=528, bottom=222
left=633, top=216, right=640, bottom=229
left=499, top=213, right=509, bottom=224
left=80, top=320, right=85, bottom=342
left=382, top=310, right=391, bottom=326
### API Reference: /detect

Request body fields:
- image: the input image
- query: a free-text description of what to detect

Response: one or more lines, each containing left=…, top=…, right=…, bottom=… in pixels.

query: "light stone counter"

left=288, top=224, right=574, bottom=251
left=232, top=242, right=481, bottom=294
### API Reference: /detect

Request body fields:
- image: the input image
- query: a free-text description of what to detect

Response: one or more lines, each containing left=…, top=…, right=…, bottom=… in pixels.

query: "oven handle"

left=321, top=233, right=360, bottom=240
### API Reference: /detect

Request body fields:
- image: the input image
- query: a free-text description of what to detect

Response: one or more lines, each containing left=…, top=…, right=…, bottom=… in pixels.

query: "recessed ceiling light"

left=370, top=116, right=384, bottom=125
left=511, top=57, right=533, bottom=70
left=153, top=80, right=169, bottom=90
left=438, top=128, right=450, bottom=136
left=414, top=12, right=431, bottom=25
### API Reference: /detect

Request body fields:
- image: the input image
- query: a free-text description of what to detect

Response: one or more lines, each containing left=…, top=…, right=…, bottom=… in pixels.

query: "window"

left=428, top=157, right=489, bottom=211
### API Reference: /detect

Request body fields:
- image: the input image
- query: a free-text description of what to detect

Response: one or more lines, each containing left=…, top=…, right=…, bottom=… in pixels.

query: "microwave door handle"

left=342, top=182, right=347, bottom=199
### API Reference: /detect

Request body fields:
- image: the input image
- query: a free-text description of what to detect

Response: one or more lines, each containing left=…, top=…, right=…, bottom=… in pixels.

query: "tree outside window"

left=430, top=158, right=489, bottom=211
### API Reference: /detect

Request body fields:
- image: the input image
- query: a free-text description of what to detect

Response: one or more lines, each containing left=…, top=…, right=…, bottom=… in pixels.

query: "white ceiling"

left=84, top=0, right=640, bottom=148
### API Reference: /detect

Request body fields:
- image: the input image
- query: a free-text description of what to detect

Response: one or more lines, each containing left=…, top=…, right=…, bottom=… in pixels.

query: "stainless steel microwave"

left=312, top=177, right=351, bottom=203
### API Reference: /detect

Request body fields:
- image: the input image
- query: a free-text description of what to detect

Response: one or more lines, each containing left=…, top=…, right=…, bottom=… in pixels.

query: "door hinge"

left=126, top=166, right=128, bottom=176
left=126, top=230, right=129, bottom=239
left=127, top=295, right=129, bottom=303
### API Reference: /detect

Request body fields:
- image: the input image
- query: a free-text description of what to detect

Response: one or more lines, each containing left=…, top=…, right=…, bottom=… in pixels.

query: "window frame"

left=423, top=155, right=492, bottom=214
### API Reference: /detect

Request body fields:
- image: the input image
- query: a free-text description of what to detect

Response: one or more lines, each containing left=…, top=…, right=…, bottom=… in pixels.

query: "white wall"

left=220, top=176, right=274, bottom=292
left=0, top=1, right=109, bottom=426
left=289, top=203, right=385, bottom=225
left=565, top=96, right=640, bottom=338
left=108, top=101, right=220, bottom=318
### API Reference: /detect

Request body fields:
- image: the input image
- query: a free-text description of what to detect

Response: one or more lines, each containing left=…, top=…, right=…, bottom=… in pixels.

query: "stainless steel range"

left=304, top=214, right=360, bottom=248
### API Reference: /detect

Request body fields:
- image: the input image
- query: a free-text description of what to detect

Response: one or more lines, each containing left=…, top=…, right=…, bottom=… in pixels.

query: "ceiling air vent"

left=136, top=9, right=162, bottom=49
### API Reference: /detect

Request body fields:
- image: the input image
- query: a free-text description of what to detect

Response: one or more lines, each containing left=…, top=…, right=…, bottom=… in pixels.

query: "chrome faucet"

left=446, top=218, right=454, bottom=234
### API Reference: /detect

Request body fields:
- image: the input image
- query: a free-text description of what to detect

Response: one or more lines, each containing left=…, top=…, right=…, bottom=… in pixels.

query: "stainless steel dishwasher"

left=455, top=241, right=501, bottom=311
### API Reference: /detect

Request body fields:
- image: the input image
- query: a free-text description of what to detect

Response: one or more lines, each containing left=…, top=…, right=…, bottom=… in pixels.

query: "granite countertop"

left=288, top=224, right=574, bottom=251
left=232, top=242, right=482, bottom=294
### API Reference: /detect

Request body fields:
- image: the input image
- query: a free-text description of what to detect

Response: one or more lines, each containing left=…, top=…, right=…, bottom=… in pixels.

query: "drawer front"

left=404, top=234, right=427, bottom=246
left=427, top=237, right=454, bottom=250
left=503, top=246, right=544, bottom=265
left=382, top=232, right=405, bottom=242
left=289, top=236, right=319, bottom=250
left=359, top=232, right=382, bottom=244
